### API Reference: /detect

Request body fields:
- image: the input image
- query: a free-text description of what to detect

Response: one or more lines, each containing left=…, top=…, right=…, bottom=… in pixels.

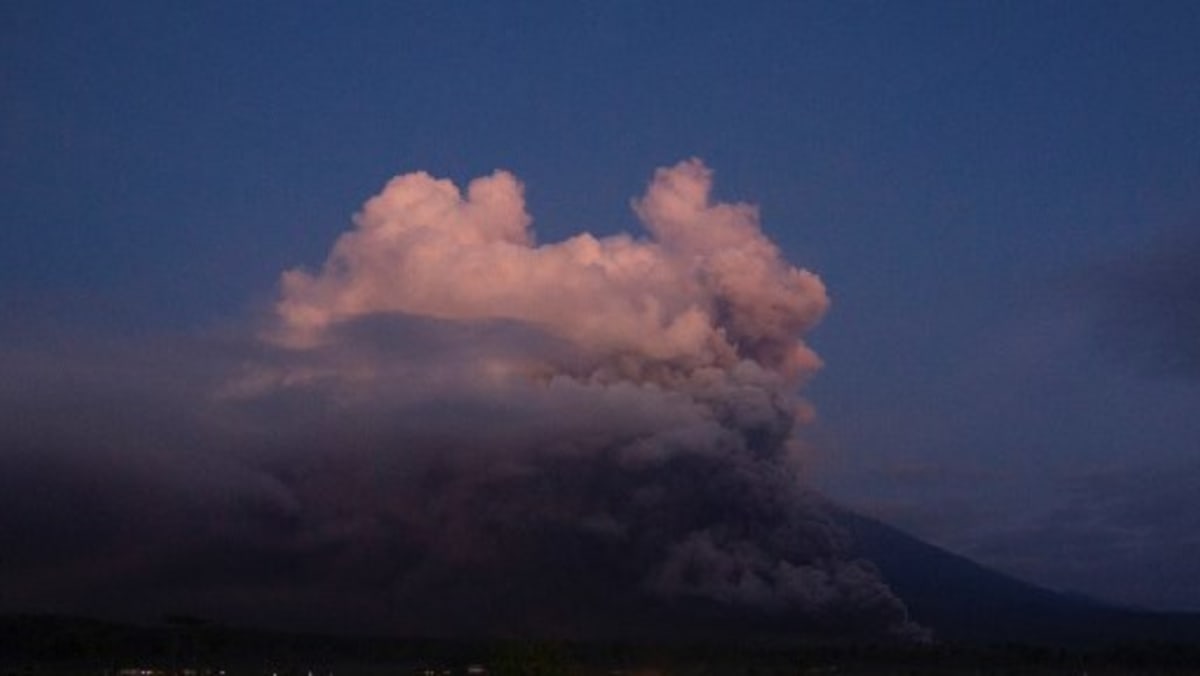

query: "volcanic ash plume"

left=242, top=159, right=920, bottom=638
left=274, top=159, right=826, bottom=379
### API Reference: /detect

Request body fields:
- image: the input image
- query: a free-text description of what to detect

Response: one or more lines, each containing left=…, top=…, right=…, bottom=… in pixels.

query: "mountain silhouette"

left=833, top=505, right=1200, bottom=645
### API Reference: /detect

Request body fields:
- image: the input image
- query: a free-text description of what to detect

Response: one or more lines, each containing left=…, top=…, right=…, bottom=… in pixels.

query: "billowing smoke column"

left=244, top=159, right=920, bottom=638
left=275, top=158, right=826, bottom=379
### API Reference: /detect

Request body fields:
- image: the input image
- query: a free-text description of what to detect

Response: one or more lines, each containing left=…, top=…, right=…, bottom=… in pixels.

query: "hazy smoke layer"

left=0, top=160, right=922, bottom=639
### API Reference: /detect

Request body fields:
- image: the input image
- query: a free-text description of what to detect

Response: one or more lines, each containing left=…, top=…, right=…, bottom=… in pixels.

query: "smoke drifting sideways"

left=1086, top=231, right=1200, bottom=380
left=0, top=160, right=924, bottom=640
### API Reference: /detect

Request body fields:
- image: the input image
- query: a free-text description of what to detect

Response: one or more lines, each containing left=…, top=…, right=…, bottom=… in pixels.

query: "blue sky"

left=3, top=0, right=1199, bottom=615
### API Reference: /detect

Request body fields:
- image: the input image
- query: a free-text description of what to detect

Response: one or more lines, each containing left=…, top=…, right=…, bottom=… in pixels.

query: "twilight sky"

left=2, top=0, right=1199, bottom=623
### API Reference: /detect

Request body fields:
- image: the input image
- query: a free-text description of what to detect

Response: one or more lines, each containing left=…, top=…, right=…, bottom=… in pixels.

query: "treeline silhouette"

left=3, top=614, right=1200, bottom=674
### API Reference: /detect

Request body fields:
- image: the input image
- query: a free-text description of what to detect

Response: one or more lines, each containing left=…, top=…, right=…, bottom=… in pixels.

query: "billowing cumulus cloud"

left=273, top=159, right=826, bottom=379
left=0, top=161, right=923, bottom=640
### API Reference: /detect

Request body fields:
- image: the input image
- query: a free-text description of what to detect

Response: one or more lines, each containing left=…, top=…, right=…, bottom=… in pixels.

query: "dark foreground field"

left=4, top=615, right=1200, bottom=676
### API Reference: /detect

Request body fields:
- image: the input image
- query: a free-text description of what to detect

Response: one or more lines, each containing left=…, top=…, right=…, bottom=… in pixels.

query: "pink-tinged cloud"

left=274, top=159, right=827, bottom=381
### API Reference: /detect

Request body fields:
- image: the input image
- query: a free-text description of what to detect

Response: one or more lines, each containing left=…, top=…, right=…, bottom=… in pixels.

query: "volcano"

left=833, top=505, right=1200, bottom=645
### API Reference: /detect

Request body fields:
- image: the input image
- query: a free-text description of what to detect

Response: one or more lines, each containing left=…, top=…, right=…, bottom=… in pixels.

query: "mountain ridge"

left=832, top=504, right=1200, bottom=645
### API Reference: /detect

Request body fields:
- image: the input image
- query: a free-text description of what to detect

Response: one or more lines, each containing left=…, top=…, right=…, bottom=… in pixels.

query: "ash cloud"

left=0, top=160, right=921, bottom=639
left=273, top=158, right=826, bottom=378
